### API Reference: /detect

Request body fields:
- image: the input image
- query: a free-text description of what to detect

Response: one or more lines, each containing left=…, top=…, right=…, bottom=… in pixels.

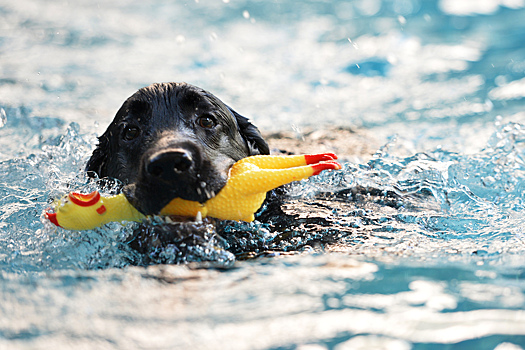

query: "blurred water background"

left=1, top=0, right=525, bottom=349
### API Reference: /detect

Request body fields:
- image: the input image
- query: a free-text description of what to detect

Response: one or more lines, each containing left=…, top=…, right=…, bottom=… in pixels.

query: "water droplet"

left=482, top=176, right=496, bottom=186
left=348, top=38, right=359, bottom=49
left=176, top=35, right=185, bottom=44
left=0, top=108, right=6, bottom=128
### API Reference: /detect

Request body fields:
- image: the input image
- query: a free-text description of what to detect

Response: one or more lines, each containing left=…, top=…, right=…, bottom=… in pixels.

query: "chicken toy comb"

left=45, top=153, right=342, bottom=230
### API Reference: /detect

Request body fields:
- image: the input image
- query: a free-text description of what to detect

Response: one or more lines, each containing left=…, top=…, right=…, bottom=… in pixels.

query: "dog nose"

left=146, top=150, right=193, bottom=180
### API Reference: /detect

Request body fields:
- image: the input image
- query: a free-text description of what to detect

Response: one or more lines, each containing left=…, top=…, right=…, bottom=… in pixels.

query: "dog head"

left=86, top=82, right=269, bottom=214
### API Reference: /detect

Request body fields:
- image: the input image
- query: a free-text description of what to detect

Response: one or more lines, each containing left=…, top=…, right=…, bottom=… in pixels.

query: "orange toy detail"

left=45, top=153, right=342, bottom=230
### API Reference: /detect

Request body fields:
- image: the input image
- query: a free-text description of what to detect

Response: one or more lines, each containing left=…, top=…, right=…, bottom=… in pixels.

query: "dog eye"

left=123, top=125, right=140, bottom=141
left=196, top=115, right=216, bottom=129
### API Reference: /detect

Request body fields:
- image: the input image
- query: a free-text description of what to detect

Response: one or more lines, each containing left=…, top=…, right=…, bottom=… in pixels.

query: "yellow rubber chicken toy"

left=45, top=153, right=341, bottom=230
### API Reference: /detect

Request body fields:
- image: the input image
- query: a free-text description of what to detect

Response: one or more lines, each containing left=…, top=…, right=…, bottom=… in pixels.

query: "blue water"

left=2, top=0, right=525, bottom=348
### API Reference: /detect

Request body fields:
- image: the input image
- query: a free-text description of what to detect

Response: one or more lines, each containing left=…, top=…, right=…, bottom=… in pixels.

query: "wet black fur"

left=86, top=82, right=269, bottom=215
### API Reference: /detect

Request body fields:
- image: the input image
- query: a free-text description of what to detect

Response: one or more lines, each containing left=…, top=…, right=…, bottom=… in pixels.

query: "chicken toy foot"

left=45, top=153, right=342, bottom=230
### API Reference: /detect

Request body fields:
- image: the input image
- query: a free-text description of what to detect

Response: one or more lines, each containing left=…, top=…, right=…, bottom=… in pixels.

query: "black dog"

left=86, top=82, right=269, bottom=216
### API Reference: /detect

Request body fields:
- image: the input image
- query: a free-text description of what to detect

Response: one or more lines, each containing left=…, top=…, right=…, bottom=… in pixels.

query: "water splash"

left=216, top=121, right=525, bottom=262
left=2, top=120, right=525, bottom=272
left=0, top=122, right=137, bottom=272
left=0, top=120, right=237, bottom=272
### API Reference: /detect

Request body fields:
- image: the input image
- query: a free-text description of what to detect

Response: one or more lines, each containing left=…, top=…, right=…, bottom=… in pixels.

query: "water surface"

left=1, top=0, right=525, bottom=348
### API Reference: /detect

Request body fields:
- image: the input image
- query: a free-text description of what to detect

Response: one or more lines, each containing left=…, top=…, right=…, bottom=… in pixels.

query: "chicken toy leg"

left=45, top=153, right=342, bottom=230
left=162, top=153, right=340, bottom=221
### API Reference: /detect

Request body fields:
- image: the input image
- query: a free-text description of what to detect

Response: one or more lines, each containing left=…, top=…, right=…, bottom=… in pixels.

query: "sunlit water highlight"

left=1, top=0, right=525, bottom=348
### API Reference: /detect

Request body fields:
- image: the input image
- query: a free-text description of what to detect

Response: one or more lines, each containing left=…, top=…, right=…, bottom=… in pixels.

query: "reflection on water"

left=1, top=0, right=525, bottom=348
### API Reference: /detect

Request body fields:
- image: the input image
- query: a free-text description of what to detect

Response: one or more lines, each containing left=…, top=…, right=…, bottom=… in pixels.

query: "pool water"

left=1, top=0, right=525, bottom=348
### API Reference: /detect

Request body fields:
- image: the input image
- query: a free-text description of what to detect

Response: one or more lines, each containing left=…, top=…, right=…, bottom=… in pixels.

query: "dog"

left=83, top=82, right=373, bottom=262
left=86, top=82, right=269, bottom=216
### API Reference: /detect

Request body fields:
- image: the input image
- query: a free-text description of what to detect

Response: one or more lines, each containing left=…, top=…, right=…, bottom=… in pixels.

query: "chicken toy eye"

left=123, top=125, right=140, bottom=141
left=196, top=115, right=216, bottom=129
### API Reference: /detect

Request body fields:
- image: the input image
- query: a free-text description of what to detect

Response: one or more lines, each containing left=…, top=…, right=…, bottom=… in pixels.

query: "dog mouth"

left=124, top=144, right=228, bottom=215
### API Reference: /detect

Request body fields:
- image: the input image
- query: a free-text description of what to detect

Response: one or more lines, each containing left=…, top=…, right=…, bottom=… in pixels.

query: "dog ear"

left=86, top=100, right=130, bottom=178
left=229, top=109, right=270, bottom=155
left=85, top=132, right=111, bottom=178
